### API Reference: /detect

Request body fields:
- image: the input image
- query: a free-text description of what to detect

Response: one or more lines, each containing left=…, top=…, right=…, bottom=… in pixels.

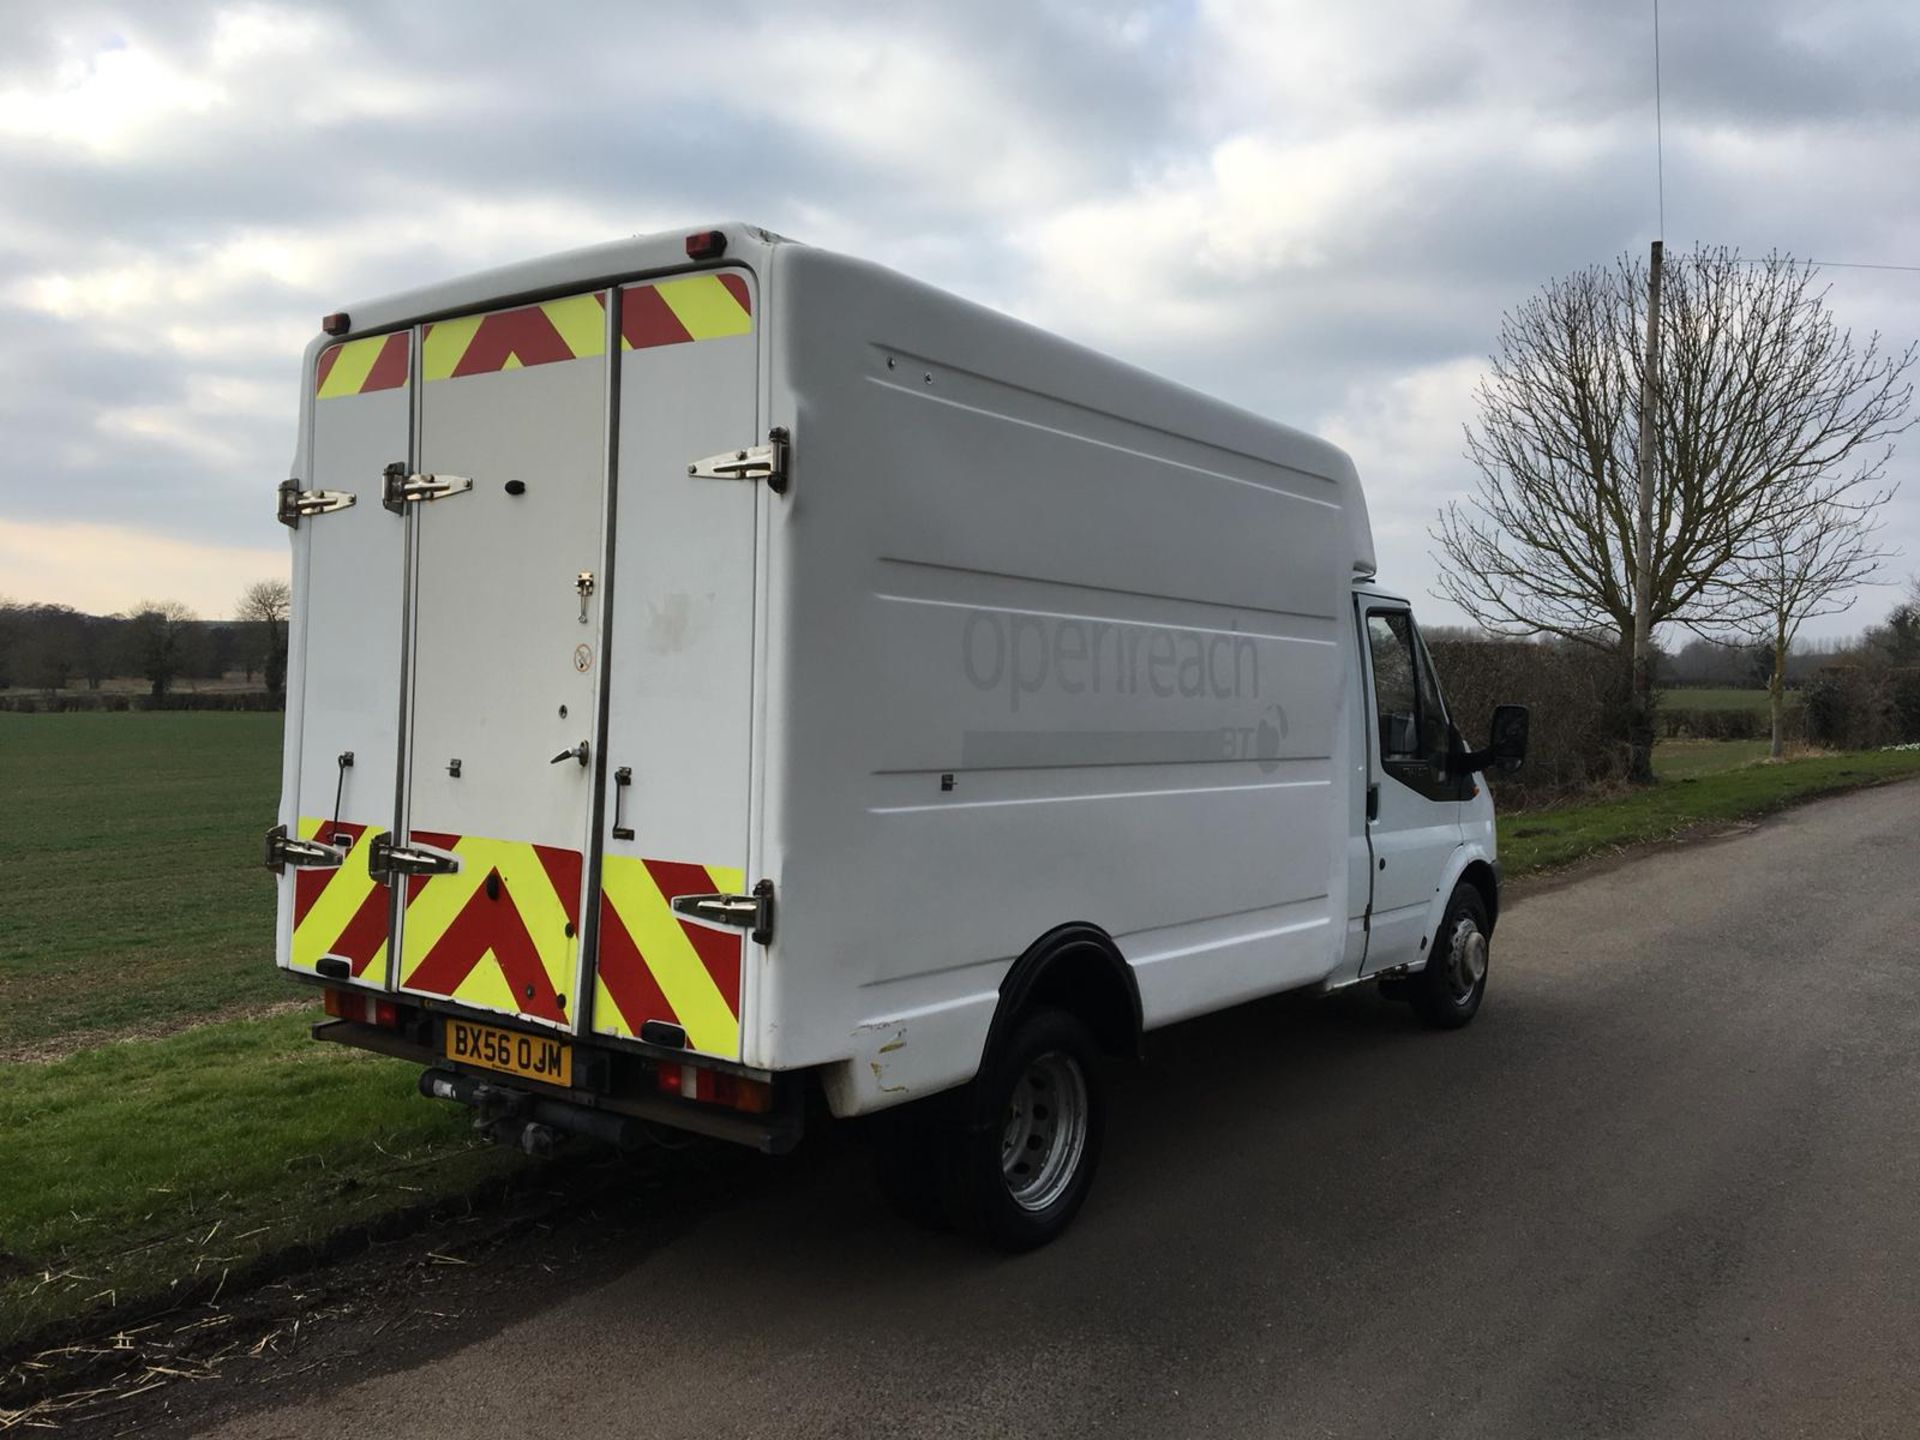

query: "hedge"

left=1426, top=639, right=1634, bottom=803
left=0, top=690, right=284, bottom=714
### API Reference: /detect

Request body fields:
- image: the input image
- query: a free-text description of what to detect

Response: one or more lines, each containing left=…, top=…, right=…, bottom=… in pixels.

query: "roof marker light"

left=322, top=312, right=351, bottom=336
left=684, top=230, right=727, bottom=261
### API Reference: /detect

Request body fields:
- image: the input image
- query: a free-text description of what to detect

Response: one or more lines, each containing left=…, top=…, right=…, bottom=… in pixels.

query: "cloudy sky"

left=2, top=0, right=1917, bottom=636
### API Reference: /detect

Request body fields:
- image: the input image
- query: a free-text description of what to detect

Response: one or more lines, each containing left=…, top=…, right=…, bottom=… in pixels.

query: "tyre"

left=949, top=1007, right=1106, bottom=1251
left=1407, top=882, right=1491, bottom=1030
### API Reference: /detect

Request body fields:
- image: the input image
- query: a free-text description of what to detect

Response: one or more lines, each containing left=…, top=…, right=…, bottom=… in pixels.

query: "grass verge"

left=0, top=1011, right=524, bottom=1350
left=1500, top=747, right=1920, bottom=876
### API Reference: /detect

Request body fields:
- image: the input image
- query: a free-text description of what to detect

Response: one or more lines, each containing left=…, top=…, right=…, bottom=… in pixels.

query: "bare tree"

left=1724, top=484, right=1897, bottom=757
left=1434, top=247, right=1915, bottom=780
left=122, top=599, right=200, bottom=698
left=236, top=578, right=292, bottom=695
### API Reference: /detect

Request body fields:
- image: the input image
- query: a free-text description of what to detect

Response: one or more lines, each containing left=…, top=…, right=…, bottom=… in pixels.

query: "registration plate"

left=445, top=1017, right=573, bottom=1087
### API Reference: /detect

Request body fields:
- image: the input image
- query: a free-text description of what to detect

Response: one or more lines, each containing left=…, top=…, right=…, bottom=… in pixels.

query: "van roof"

left=311, top=221, right=1376, bottom=577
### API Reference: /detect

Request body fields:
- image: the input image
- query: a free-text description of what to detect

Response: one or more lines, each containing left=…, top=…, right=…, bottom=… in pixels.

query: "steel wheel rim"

left=1000, top=1050, right=1089, bottom=1212
left=1447, top=916, right=1488, bottom=1003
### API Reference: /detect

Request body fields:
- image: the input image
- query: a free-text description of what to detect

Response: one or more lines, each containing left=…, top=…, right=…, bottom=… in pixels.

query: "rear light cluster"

left=322, top=988, right=400, bottom=1029
left=656, top=1061, right=772, bottom=1114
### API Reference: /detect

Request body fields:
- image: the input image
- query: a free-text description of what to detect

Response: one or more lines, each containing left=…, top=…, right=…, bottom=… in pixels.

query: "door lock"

left=575, top=571, right=595, bottom=624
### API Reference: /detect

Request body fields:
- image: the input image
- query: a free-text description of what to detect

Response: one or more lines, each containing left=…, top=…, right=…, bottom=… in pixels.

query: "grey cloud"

left=2, top=0, right=1917, bottom=632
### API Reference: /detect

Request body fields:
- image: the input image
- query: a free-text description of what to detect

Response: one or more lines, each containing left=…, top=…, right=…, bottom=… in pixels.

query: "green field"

left=0, top=712, right=287, bottom=1054
left=0, top=713, right=520, bottom=1346
left=1660, top=687, right=1780, bottom=713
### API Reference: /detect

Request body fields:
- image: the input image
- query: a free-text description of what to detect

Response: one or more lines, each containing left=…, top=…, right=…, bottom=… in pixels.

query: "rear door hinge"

left=688, top=426, right=789, bottom=496
left=382, top=461, right=474, bottom=513
left=671, top=878, right=775, bottom=946
left=367, top=833, right=461, bottom=882
left=264, top=822, right=346, bottom=875
left=277, top=479, right=356, bottom=528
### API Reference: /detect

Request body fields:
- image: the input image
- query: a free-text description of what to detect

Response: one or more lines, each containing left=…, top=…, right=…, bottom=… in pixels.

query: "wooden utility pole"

left=1630, top=239, right=1664, bottom=782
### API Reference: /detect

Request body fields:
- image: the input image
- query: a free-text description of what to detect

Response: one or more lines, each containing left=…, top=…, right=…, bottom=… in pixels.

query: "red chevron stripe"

left=594, top=895, right=678, bottom=1038
left=618, top=285, right=694, bottom=350
left=314, top=345, right=341, bottom=395
left=451, top=304, right=576, bottom=376
left=716, top=273, right=751, bottom=315
left=331, top=884, right=392, bottom=977
left=535, top=844, right=583, bottom=929
left=406, top=867, right=567, bottom=1024
left=361, top=332, right=410, bottom=392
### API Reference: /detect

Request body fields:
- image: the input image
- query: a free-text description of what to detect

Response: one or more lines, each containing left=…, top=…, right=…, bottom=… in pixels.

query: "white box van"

left=268, top=223, right=1527, bottom=1249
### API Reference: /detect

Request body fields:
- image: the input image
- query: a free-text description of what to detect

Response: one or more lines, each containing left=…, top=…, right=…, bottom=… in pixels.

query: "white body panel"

left=275, top=224, right=1490, bottom=1121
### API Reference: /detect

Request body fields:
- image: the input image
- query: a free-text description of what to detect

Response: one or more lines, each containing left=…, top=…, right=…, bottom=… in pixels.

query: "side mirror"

left=1488, top=704, right=1529, bottom=772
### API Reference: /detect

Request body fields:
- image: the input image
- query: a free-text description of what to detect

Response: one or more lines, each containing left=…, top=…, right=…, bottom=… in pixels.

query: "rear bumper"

left=312, top=1018, right=805, bottom=1154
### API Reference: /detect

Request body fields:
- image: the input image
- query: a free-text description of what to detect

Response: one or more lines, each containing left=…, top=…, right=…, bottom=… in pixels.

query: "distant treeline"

left=1422, top=626, right=1884, bottom=690
left=0, top=584, right=288, bottom=702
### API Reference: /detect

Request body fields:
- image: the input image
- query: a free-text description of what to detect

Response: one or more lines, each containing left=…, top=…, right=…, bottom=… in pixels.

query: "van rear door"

left=274, top=332, right=411, bottom=989
left=586, top=271, right=761, bottom=1062
left=390, top=291, right=611, bottom=1031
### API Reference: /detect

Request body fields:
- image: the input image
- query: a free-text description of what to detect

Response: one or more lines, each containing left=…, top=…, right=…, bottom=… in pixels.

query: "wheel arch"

left=1409, top=845, right=1502, bottom=974
left=1457, top=857, right=1501, bottom=931
left=988, top=922, right=1143, bottom=1064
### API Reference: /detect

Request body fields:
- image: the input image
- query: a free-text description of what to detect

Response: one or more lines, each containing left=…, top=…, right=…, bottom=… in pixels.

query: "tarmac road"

left=213, top=781, right=1920, bottom=1439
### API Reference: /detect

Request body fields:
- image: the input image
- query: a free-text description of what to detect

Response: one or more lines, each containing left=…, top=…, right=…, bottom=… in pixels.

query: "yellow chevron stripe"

left=654, top=275, right=752, bottom=341
left=541, top=292, right=608, bottom=360
left=599, top=856, right=738, bottom=1054
left=421, top=313, right=484, bottom=382
left=289, top=817, right=389, bottom=981
left=316, top=336, right=384, bottom=400
left=397, top=836, right=577, bottom=1011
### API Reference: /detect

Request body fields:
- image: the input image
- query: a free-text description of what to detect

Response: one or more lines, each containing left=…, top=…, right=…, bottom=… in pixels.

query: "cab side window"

left=1367, top=612, right=1422, bottom=759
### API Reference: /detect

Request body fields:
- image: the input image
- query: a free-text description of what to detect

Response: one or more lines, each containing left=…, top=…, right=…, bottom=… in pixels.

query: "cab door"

left=1357, top=602, right=1464, bottom=973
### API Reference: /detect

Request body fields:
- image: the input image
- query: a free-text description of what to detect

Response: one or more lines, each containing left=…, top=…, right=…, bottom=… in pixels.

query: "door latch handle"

left=550, top=740, right=589, bottom=768
left=611, top=765, right=634, bottom=839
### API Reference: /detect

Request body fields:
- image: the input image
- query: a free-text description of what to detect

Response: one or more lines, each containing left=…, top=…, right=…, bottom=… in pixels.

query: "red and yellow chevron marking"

left=396, top=831, right=582, bottom=1027
left=315, top=333, right=410, bottom=399
left=290, top=817, right=391, bottom=983
left=616, top=274, right=752, bottom=351
left=595, top=856, right=746, bottom=1057
left=419, top=276, right=752, bottom=384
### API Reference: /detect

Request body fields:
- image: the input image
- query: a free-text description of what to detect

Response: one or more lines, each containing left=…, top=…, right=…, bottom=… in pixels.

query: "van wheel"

left=1408, top=883, right=1490, bottom=1030
left=950, top=1007, right=1105, bottom=1251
